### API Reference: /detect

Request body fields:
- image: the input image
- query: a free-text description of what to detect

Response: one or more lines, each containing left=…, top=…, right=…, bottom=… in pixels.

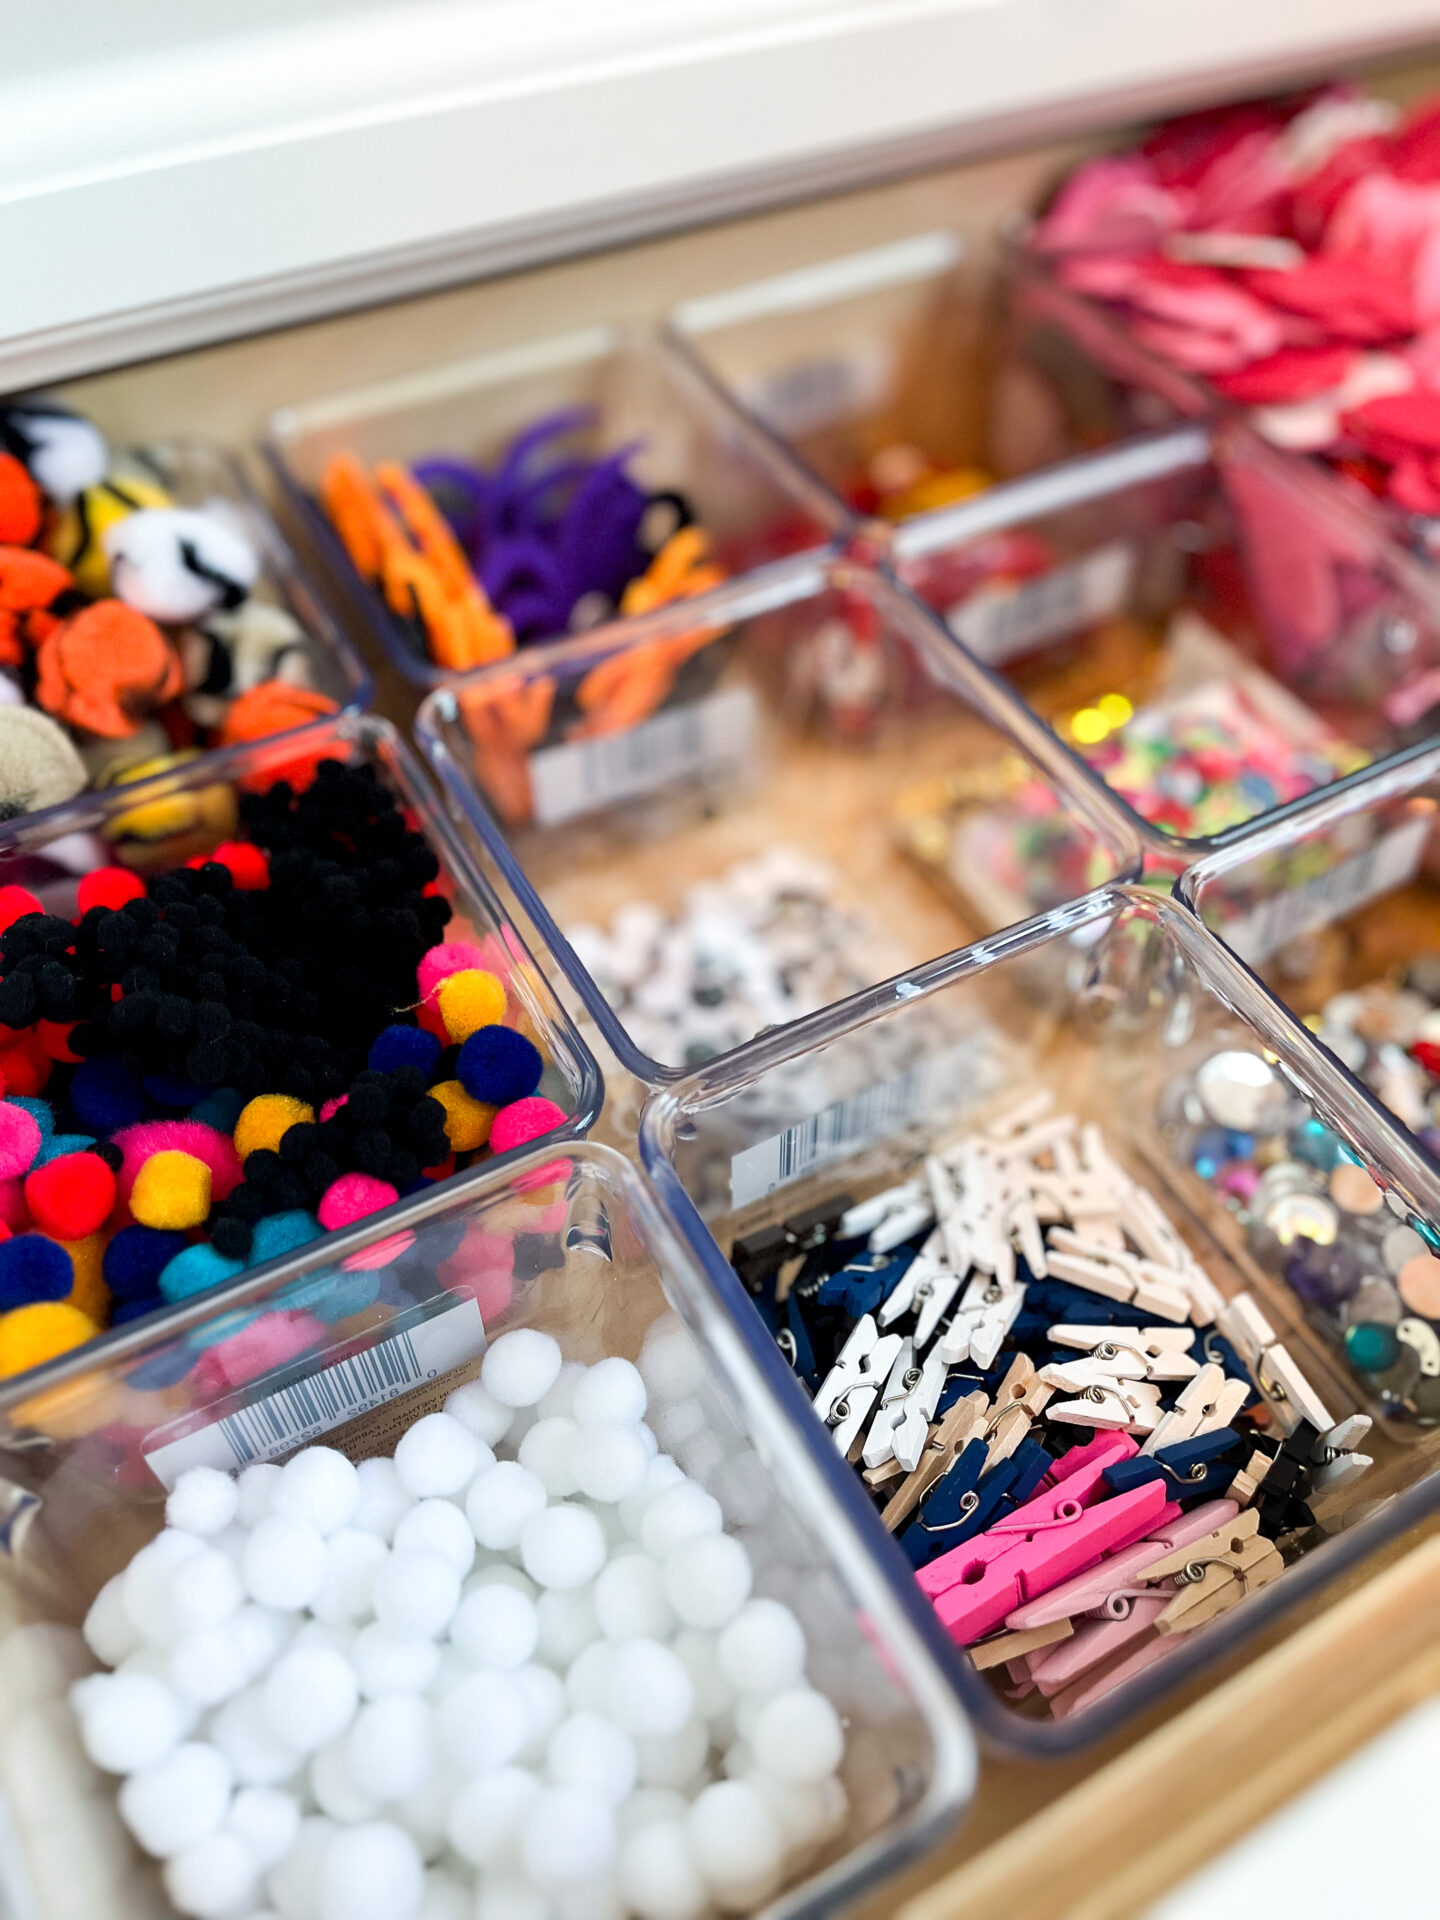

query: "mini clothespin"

left=1047, top=1376, right=1164, bottom=1433
left=878, top=1236, right=960, bottom=1347
left=902, top=1436, right=1056, bottom=1568
left=1309, top=1414, right=1374, bottom=1494
left=838, top=1180, right=927, bottom=1247
left=939, top=1270, right=1026, bottom=1367
left=863, top=1341, right=949, bottom=1472
left=1104, top=1428, right=1245, bottom=1504
left=860, top=1338, right=917, bottom=1470
left=1140, top=1363, right=1252, bottom=1455
left=1005, top=1497, right=1237, bottom=1632
left=1218, top=1294, right=1333, bottom=1437
left=1134, top=1505, right=1284, bottom=1634
left=881, top=1390, right=990, bottom=1532
left=812, top=1315, right=903, bottom=1455
left=1048, top=1325, right=1200, bottom=1382
left=1045, top=1233, right=1193, bottom=1323
left=817, top=1247, right=914, bottom=1322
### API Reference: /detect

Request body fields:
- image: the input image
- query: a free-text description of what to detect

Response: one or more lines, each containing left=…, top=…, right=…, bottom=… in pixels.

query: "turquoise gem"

left=1345, top=1322, right=1400, bottom=1374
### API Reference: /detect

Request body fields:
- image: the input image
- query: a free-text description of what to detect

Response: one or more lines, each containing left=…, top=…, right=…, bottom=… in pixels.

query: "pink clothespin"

left=918, top=1467, right=1171, bottom=1645
left=1048, top=1622, right=1187, bottom=1719
left=1042, top=1429, right=1138, bottom=1488
left=1004, top=1497, right=1239, bottom=1631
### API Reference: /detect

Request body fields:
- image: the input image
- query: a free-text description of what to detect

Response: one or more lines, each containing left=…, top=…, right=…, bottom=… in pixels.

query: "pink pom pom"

left=0, top=1103, right=42, bottom=1179
left=318, top=1173, right=399, bottom=1232
left=417, top=941, right=487, bottom=1002
left=194, top=1310, right=326, bottom=1393
left=112, top=1121, right=242, bottom=1205
left=319, top=1095, right=349, bottom=1122
left=489, top=1098, right=566, bottom=1156
left=341, top=1229, right=415, bottom=1272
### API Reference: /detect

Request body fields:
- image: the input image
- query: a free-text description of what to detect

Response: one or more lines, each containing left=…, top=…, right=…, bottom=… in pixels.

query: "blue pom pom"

left=0, top=1235, right=74, bottom=1308
left=8, top=1097, right=54, bottom=1138
left=35, top=1131, right=98, bottom=1166
left=144, top=1072, right=207, bottom=1109
left=251, top=1210, right=322, bottom=1263
left=457, top=1025, right=543, bottom=1106
left=123, top=1338, right=195, bottom=1383
left=368, top=1024, right=442, bottom=1078
left=158, top=1244, right=244, bottom=1303
left=112, top=1299, right=166, bottom=1330
left=104, top=1225, right=189, bottom=1302
left=281, top=1267, right=380, bottom=1322
left=190, top=1087, right=246, bottom=1134
left=186, top=1307, right=260, bottom=1351
left=70, top=1058, right=144, bottom=1133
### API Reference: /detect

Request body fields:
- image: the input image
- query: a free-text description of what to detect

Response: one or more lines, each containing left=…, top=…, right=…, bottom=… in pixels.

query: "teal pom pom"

left=191, top=1087, right=246, bottom=1134
left=158, top=1243, right=245, bottom=1302
left=251, top=1210, right=323, bottom=1263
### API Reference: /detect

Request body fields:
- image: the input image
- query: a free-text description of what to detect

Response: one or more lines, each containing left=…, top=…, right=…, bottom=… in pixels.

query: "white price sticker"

left=947, top=541, right=1136, bottom=665
left=746, top=341, right=894, bottom=438
left=1217, top=816, right=1430, bottom=966
left=529, top=686, right=756, bottom=828
left=143, top=1299, right=485, bottom=1486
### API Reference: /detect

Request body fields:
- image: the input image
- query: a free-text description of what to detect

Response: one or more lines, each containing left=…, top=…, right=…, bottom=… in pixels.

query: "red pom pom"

left=0, top=1034, right=49, bottom=1097
left=0, top=888, right=42, bottom=936
left=77, top=868, right=147, bottom=916
left=24, top=1152, right=117, bottom=1241
left=36, top=1020, right=83, bottom=1063
left=188, top=843, right=269, bottom=890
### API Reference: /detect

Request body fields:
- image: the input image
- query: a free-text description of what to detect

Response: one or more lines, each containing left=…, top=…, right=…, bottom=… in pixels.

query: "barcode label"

left=947, top=541, right=1135, bottom=665
left=729, top=1038, right=1001, bottom=1207
left=143, top=1299, right=485, bottom=1487
left=529, top=686, right=756, bottom=827
left=746, top=341, right=894, bottom=437
left=1218, top=815, right=1430, bottom=965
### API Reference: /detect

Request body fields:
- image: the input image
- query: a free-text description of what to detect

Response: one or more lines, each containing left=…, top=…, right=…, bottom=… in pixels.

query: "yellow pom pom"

left=131, top=1150, right=212, bottom=1230
left=0, top=1302, right=98, bottom=1377
left=436, top=969, right=507, bottom=1042
left=428, top=1080, right=496, bottom=1154
left=61, top=1232, right=112, bottom=1324
left=234, top=1094, right=315, bottom=1161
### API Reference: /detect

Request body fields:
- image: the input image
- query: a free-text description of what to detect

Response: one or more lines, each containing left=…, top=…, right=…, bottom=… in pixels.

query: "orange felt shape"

left=34, top=600, right=182, bottom=738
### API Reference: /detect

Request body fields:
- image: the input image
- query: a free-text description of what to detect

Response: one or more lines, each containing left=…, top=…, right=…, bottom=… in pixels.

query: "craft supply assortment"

left=0, top=405, right=368, bottom=829
left=13, top=59, right=1440, bottom=1920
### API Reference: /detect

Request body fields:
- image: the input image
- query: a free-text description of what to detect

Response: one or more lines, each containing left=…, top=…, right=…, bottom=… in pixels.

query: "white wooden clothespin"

left=1309, top=1414, right=1374, bottom=1494
left=1140, top=1362, right=1252, bottom=1455
left=938, top=1271, right=1026, bottom=1368
left=1048, top=1325, right=1200, bottom=1382
left=812, top=1315, right=903, bottom=1455
left=1047, top=1378, right=1164, bottom=1433
left=1218, top=1293, right=1333, bottom=1437
left=878, top=1235, right=960, bottom=1348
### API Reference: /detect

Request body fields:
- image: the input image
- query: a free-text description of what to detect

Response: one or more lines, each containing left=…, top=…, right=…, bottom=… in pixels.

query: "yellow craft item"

left=436, top=969, right=507, bottom=1042
left=428, top=1080, right=496, bottom=1154
left=0, top=1301, right=98, bottom=1378
left=61, top=1231, right=112, bottom=1324
left=131, top=1151, right=212, bottom=1230
left=234, top=1094, right=316, bottom=1161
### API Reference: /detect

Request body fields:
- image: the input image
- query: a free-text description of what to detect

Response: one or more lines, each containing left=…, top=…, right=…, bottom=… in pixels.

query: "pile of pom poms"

left=0, top=760, right=566, bottom=1379
left=0, top=395, right=341, bottom=826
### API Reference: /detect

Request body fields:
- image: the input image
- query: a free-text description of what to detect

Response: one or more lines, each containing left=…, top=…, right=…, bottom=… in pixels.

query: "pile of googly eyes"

left=565, top=848, right=881, bottom=1071
left=70, top=1324, right=848, bottom=1920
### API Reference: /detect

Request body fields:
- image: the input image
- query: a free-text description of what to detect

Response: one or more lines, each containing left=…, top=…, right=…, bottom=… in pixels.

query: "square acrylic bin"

left=9, top=437, right=372, bottom=839
left=889, top=418, right=1440, bottom=868
left=263, top=324, right=845, bottom=691
left=0, top=712, right=602, bottom=1384
left=669, top=230, right=1141, bottom=535
left=637, top=886, right=1440, bottom=1751
left=0, top=1141, right=976, bottom=1920
left=414, top=554, right=1144, bottom=1090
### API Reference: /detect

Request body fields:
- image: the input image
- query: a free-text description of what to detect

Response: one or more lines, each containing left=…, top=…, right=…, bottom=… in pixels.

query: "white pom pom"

left=231, top=1605, right=296, bottom=1682
left=593, top=1554, right=676, bottom=1644
left=616, top=1788, right=690, bottom=1836
left=226, top=1787, right=301, bottom=1868
left=514, top=1661, right=567, bottom=1760
left=236, top=1463, right=283, bottom=1529
left=662, top=1534, right=751, bottom=1630
left=750, top=1689, right=844, bottom=1785
left=536, top=1586, right=601, bottom=1667
left=444, top=1765, right=540, bottom=1868
left=393, top=1500, right=475, bottom=1577
left=617, top=1818, right=709, bottom=1920
left=520, top=1786, right=616, bottom=1889
left=261, top=1648, right=358, bottom=1754
left=344, top=1695, right=434, bottom=1802
left=83, top=1574, right=143, bottom=1667
left=685, top=1780, right=785, bottom=1907
left=418, top=1868, right=472, bottom=1920
left=572, top=1358, right=647, bottom=1429
left=537, top=1362, right=587, bottom=1421
left=604, top=1641, right=694, bottom=1739
left=210, top=1687, right=303, bottom=1788
left=466, top=1463, right=547, bottom=1551
left=274, top=1449, right=360, bottom=1537
left=170, top=1623, right=254, bottom=1709
left=394, top=1414, right=488, bottom=1500
left=637, top=1321, right=705, bottom=1405
left=105, top=507, right=261, bottom=624
left=618, top=1456, right=685, bottom=1540
left=548, top=1713, right=637, bottom=1807
left=162, top=1549, right=244, bottom=1638
left=351, top=1458, right=413, bottom=1542
left=633, top=1720, right=708, bottom=1792
left=371, top=1551, right=461, bottom=1639
left=118, top=1741, right=233, bottom=1858
left=167, top=1467, right=240, bottom=1538
left=310, top=1738, right=382, bottom=1825
left=450, top=1584, right=539, bottom=1671
left=716, top=1598, right=808, bottom=1697
left=517, top=1417, right=582, bottom=1498
left=475, top=1872, right=549, bottom=1920
left=318, top=1820, right=424, bottom=1920
left=70, top=1671, right=186, bottom=1773
left=671, top=1631, right=734, bottom=1720
left=572, top=1426, right=650, bottom=1506
left=565, top=1642, right=618, bottom=1717
left=467, top=1562, right=538, bottom=1600
left=638, top=1484, right=721, bottom=1560
left=442, top=1379, right=514, bottom=1447
left=163, top=1830, right=259, bottom=1918
left=519, top=1505, right=606, bottom=1590
left=351, top=1625, right=440, bottom=1700
left=121, top=1529, right=205, bottom=1634
left=436, top=1671, right=530, bottom=1774
left=481, top=1330, right=563, bottom=1409
left=265, top=1814, right=335, bottom=1920
left=311, top=1529, right=389, bottom=1626
left=243, top=1517, right=328, bottom=1612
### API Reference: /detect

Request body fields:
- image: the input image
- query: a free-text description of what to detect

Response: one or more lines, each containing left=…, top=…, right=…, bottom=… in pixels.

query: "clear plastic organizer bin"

left=890, top=420, right=1440, bottom=870
left=414, top=553, right=1143, bottom=1090
left=263, top=324, right=845, bottom=691
left=669, top=231, right=1143, bottom=534
left=9, top=437, right=372, bottom=839
left=0, top=1141, right=976, bottom=1920
left=0, top=713, right=602, bottom=1382
left=638, top=886, right=1440, bottom=1750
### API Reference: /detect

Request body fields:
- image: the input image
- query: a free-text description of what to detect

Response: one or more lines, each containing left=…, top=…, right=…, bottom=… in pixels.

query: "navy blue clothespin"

left=816, top=1247, right=915, bottom=1322
left=1102, top=1427, right=1244, bottom=1505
